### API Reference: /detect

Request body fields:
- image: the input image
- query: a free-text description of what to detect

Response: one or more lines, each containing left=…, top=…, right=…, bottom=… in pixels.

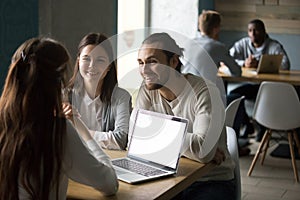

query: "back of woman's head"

left=0, top=37, right=70, bottom=200
left=68, top=32, right=118, bottom=103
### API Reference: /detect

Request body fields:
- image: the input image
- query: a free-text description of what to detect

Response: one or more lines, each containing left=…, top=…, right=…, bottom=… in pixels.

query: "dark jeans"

left=173, top=179, right=236, bottom=200
left=230, top=83, right=260, bottom=100
left=229, top=83, right=262, bottom=140
left=226, top=93, right=249, bottom=138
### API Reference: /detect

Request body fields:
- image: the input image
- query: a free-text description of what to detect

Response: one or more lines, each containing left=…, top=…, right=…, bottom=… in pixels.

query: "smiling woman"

left=78, top=44, right=111, bottom=94
left=64, top=33, right=132, bottom=150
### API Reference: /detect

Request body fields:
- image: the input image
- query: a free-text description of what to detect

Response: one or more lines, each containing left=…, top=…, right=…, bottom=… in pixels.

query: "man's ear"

left=170, top=55, right=179, bottom=69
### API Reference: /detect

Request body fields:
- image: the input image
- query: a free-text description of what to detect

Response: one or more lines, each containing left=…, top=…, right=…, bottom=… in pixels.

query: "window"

left=117, top=0, right=149, bottom=96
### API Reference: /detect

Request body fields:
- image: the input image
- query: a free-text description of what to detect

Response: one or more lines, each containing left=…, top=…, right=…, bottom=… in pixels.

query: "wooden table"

left=219, top=68, right=300, bottom=86
left=67, top=150, right=215, bottom=200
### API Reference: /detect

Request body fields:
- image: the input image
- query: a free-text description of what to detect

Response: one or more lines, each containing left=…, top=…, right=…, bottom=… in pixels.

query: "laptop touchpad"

left=118, top=173, right=146, bottom=183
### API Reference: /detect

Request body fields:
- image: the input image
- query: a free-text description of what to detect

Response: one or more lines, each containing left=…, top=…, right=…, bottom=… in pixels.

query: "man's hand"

left=244, top=54, right=258, bottom=68
left=212, top=148, right=225, bottom=165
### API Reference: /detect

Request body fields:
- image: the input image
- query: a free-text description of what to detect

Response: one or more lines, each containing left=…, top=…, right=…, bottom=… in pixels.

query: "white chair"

left=247, top=81, right=300, bottom=182
left=226, top=126, right=241, bottom=200
left=225, top=96, right=245, bottom=127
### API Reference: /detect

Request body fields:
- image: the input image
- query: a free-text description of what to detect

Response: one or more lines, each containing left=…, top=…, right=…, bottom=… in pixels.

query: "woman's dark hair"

left=0, top=37, right=70, bottom=199
left=67, top=33, right=118, bottom=103
left=141, top=32, right=184, bottom=72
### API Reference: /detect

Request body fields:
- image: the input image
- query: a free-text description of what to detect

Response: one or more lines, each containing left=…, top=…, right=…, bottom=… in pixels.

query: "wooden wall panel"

left=265, top=0, right=279, bottom=5
left=215, top=0, right=300, bottom=34
left=256, top=5, right=300, bottom=19
left=215, top=0, right=263, bottom=4
left=263, top=19, right=300, bottom=34
left=215, top=3, right=256, bottom=13
left=279, top=0, right=300, bottom=6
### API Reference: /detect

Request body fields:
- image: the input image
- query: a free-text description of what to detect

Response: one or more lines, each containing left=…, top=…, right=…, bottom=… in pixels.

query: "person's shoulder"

left=266, top=37, right=285, bottom=47
left=231, top=37, right=250, bottom=51
left=184, top=74, right=207, bottom=88
left=214, top=39, right=226, bottom=47
left=195, top=35, right=222, bottom=46
left=187, top=35, right=224, bottom=55
left=183, top=74, right=215, bottom=100
left=234, top=37, right=250, bottom=44
left=113, top=86, right=130, bottom=96
left=112, top=86, right=132, bottom=101
left=206, top=40, right=226, bottom=52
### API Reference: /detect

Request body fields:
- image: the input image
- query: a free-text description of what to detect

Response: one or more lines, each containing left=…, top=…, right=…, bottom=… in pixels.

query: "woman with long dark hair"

left=0, top=37, right=118, bottom=200
left=64, top=33, right=131, bottom=150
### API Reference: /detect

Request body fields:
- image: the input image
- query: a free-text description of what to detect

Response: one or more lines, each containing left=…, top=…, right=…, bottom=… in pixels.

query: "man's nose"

left=141, top=64, right=150, bottom=74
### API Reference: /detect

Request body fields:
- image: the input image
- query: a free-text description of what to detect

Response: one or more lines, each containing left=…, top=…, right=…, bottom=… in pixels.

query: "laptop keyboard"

left=112, top=159, right=167, bottom=177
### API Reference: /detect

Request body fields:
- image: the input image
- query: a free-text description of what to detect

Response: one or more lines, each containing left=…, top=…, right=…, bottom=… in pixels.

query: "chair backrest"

left=225, top=96, right=245, bottom=127
left=226, top=126, right=241, bottom=200
left=253, top=81, right=300, bottom=130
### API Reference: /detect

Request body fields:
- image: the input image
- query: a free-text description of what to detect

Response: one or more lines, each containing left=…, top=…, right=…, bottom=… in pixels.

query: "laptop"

left=111, top=109, right=188, bottom=184
left=256, top=54, right=283, bottom=74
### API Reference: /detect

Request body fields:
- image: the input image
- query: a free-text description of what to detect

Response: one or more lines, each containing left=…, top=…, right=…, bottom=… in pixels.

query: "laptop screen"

left=257, top=54, right=283, bottom=74
left=128, top=109, right=188, bottom=169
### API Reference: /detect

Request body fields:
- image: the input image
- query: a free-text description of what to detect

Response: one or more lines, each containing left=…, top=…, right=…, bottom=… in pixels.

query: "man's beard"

left=145, top=82, right=163, bottom=90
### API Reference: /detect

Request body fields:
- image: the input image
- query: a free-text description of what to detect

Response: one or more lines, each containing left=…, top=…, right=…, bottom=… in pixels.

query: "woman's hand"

left=62, top=102, right=80, bottom=123
left=62, top=103, right=93, bottom=141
